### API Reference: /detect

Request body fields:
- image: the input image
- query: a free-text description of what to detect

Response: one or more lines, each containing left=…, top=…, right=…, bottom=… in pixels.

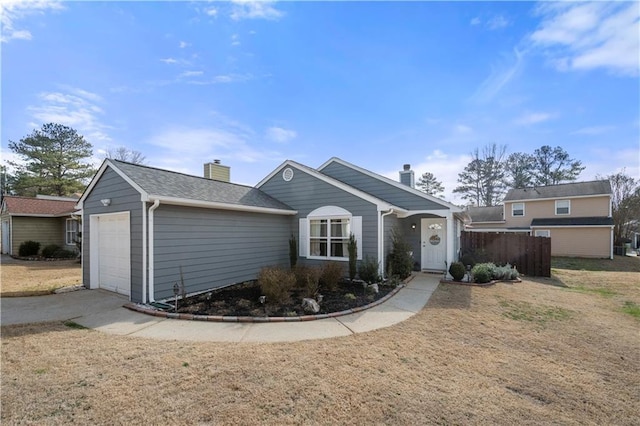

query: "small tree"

left=288, top=234, right=297, bottom=270
left=387, top=228, right=413, bottom=279
left=416, top=172, right=444, bottom=197
left=347, top=233, right=357, bottom=281
left=106, top=146, right=146, bottom=164
left=598, top=170, right=640, bottom=245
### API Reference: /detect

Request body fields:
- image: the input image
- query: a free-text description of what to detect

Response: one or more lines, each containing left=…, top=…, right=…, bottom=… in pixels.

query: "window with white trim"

left=512, top=203, right=525, bottom=217
left=555, top=200, right=570, bottom=215
left=300, top=206, right=362, bottom=260
left=65, top=218, right=78, bottom=245
left=534, top=230, right=550, bottom=238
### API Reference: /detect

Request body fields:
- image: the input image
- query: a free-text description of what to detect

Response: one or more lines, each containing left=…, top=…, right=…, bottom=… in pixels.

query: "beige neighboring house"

left=467, top=180, right=614, bottom=259
left=0, top=195, right=80, bottom=255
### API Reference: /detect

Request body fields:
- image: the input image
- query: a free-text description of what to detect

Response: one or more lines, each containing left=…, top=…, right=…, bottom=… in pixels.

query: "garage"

left=90, top=212, right=131, bottom=297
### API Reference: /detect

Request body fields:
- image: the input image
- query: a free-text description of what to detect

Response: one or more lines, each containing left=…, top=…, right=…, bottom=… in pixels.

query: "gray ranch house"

left=78, top=158, right=467, bottom=303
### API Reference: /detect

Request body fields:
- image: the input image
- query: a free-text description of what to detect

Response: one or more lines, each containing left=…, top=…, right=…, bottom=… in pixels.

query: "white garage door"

left=97, top=213, right=131, bottom=296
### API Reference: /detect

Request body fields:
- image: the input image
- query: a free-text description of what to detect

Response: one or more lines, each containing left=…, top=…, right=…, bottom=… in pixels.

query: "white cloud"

left=205, top=7, right=218, bottom=17
left=1, top=0, right=64, bottom=43
left=487, top=15, right=510, bottom=30
left=470, top=17, right=481, bottom=26
left=571, top=125, right=615, bottom=135
left=179, top=41, right=190, bottom=49
left=160, top=57, right=178, bottom=64
left=187, top=73, right=254, bottom=85
left=26, top=88, right=112, bottom=143
left=381, top=150, right=472, bottom=205
left=231, top=34, right=240, bottom=46
left=178, top=70, right=204, bottom=78
left=266, top=126, right=297, bottom=144
left=230, top=0, right=284, bottom=21
left=514, top=112, right=554, bottom=125
left=454, top=124, right=473, bottom=134
left=530, top=2, right=639, bottom=76
left=470, top=48, right=524, bottom=103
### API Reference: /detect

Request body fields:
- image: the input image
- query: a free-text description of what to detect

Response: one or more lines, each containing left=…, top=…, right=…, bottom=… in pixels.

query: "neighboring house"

left=1, top=195, right=80, bottom=255
left=467, top=180, right=614, bottom=259
left=77, top=158, right=467, bottom=303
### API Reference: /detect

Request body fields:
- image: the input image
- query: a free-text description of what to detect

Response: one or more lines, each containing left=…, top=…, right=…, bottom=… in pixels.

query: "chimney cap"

left=403, top=164, right=411, bottom=171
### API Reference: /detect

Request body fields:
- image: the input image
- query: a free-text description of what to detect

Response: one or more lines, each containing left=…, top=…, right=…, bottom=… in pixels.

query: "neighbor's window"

left=66, top=218, right=78, bottom=245
left=555, top=200, right=570, bottom=215
left=309, top=218, right=350, bottom=258
left=512, top=203, right=525, bottom=217
left=535, top=230, right=550, bottom=238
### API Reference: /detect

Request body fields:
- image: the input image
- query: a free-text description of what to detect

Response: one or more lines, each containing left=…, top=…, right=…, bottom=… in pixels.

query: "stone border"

left=124, top=278, right=412, bottom=323
left=440, top=278, right=522, bottom=287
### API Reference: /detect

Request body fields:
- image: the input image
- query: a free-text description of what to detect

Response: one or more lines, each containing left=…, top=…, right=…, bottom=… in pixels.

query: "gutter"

left=379, top=209, right=395, bottom=277
left=147, top=199, right=160, bottom=302
left=142, top=201, right=147, bottom=303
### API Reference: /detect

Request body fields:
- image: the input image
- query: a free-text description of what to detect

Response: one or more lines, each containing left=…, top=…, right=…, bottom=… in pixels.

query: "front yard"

left=1, top=256, right=638, bottom=424
left=0, top=258, right=81, bottom=296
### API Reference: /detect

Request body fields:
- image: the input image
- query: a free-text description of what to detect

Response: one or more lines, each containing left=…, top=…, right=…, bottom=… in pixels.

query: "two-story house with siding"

left=467, top=180, right=614, bottom=259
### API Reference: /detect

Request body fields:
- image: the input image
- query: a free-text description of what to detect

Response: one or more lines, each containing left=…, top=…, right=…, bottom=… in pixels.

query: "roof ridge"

left=515, top=179, right=609, bottom=190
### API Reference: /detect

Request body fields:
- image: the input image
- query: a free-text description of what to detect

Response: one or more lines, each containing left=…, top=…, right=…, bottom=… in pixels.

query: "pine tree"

left=416, top=172, right=444, bottom=197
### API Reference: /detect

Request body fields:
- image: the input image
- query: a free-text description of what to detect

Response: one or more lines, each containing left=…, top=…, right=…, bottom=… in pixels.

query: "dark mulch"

left=176, top=280, right=395, bottom=317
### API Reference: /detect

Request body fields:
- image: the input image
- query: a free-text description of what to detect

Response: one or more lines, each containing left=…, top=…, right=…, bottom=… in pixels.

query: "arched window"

left=299, top=206, right=362, bottom=260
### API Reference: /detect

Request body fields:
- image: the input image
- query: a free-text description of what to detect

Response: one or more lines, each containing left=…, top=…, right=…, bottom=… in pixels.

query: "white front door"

left=421, top=218, right=447, bottom=271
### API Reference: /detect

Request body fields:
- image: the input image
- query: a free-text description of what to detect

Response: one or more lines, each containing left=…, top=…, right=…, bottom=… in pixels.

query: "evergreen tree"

left=416, top=172, right=444, bottom=197
left=453, top=144, right=507, bottom=206
left=504, top=152, right=535, bottom=189
left=532, top=145, right=584, bottom=186
left=8, top=123, right=95, bottom=196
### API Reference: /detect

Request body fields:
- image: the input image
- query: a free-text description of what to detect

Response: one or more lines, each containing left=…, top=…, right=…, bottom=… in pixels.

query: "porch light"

left=411, top=223, right=417, bottom=230
left=100, top=198, right=111, bottom=206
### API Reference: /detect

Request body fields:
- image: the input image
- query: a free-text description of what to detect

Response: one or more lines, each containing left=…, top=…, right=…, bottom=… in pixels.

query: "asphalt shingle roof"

left=504, top=180, right=612, bottom=201
left=111, top=160, right=294, bottom=211
left=531, top=217, right=614, bottom=227
left=467, top=206, right=504, bottom=223
left=2, top=196, right=77, bottom=216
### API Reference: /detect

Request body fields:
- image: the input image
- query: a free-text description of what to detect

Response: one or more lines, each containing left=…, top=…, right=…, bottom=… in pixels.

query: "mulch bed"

left=175, top=280, right=395, bottom=317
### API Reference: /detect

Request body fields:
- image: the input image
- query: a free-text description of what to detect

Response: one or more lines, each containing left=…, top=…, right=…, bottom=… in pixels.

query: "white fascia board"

left=149, top=195, right=298, bottom=216
left=8, top=213, right=75, bottom=218
left=318, top=157, right=463, bottom=212
left=257, top=160, right=402, bottom=212
left=76, top=160, right=148, bottom=209
left=504, top=193, right=611, bottom=203
left=396, top=209, right=451, bottom=219
left=530, top=224, right=614, bottom=229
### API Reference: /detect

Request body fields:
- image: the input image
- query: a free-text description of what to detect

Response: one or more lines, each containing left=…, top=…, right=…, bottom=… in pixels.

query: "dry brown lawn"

left=1, top=257, right=639, bottom=425
left=0, top=259, right=81, bottom=296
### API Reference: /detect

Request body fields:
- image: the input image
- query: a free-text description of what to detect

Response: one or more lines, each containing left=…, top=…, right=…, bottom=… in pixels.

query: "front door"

left=1, top=220, right=9, bottom=254
left=421, top=218, right=446, bottom=271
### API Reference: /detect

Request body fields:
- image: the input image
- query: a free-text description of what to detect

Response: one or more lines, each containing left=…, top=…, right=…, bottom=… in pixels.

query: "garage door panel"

left=97, top=213, right=131, bottom=297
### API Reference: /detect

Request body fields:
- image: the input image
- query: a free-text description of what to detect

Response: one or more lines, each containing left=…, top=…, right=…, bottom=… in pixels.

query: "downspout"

left=147, top=199, right=160, bottom=302
left=142, top=201, right=147, bottom=304
left=380, top=209, right=395, bottom=278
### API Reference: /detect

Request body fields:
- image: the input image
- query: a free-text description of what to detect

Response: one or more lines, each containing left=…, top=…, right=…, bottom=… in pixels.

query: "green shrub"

left=387, top=228, right=413, bottom=279
left=492, top=263, right=520, bottom=280
left=359, top=256, right=380, bottom=284
left=41, top=244, right=62, bottom=258
left=461, top=253, right=476, bottom=268
left=293, top=265, right=321, bottom=298
left=258, top=266, right=296, bottom=305
left=320, top=261, right=344, bottom=291
left=347, top=233, right=357, bottom=281
left=448, top=261, right=466, bottom=281
left=18, top=240, right=40, bottom=257
left=289, top=234, right=297, bottom=270
left=471, top=263, right=495, bottom=284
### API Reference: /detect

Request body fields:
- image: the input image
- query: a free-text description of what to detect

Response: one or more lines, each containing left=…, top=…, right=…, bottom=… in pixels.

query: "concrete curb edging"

left=440, top=278, right=522, bottom=287
left=124, top=283, right=407, bottom=323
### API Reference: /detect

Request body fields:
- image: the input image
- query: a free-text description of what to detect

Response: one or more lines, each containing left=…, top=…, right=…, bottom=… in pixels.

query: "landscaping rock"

left=302, top=298, right=320, bottom=313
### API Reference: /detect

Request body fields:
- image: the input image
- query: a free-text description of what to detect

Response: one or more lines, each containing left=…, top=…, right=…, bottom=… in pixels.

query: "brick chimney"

left=399, top=164, right=414, bottom=188
left=204, top=159, right=230, bottom=182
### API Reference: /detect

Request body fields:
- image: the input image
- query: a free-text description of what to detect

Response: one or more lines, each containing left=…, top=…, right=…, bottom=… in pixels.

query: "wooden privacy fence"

left=460, top=232, right=551, bottom=277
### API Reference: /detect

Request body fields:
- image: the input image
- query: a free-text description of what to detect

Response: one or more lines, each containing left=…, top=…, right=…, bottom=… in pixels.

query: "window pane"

left=310, top=239, right=327, bottom=256
left=310, top=220, right=327, bottom=237
left=331, top=240, right=348, bottom=257
left=331, top=219, right=349, bottom=237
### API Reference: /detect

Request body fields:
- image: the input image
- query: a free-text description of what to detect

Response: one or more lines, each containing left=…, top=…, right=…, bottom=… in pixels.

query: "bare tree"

left=532, top=145, right=584, bottom=186
left=106, top=146, right=146, bottom=164
left=598, top=170, right=640, bottom=245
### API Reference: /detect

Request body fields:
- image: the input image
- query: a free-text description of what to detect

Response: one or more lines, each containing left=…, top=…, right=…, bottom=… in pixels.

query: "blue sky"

left=2, top=1, right=639, bottom=203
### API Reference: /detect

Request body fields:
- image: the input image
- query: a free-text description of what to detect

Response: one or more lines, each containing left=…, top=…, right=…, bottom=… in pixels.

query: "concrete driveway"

left=1, top=273, right=441, bottom=342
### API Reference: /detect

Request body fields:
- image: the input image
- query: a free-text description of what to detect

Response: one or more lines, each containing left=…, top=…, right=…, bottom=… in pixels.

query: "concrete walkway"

left=1, top=273, right=440, bottom=342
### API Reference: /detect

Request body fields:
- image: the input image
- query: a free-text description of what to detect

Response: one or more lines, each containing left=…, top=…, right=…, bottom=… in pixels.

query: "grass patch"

left=621, top=301, right=640, bottom=319
left=552, top=255, right=640, bottom=273
left=498, top=299, right=573, bottom=326
left=563, top=286, right=617, bottom=297
left=63, top=321, right=88, bottom=330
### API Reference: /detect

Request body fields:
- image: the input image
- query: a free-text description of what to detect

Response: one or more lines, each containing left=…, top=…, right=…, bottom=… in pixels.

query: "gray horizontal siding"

left=82, top=167, right=144, bottom=302
left=259, top=165, right=380, bottom=265
left=152, top=205, right=292, bottom=301
left=321, top=161, right=447, bottom=211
